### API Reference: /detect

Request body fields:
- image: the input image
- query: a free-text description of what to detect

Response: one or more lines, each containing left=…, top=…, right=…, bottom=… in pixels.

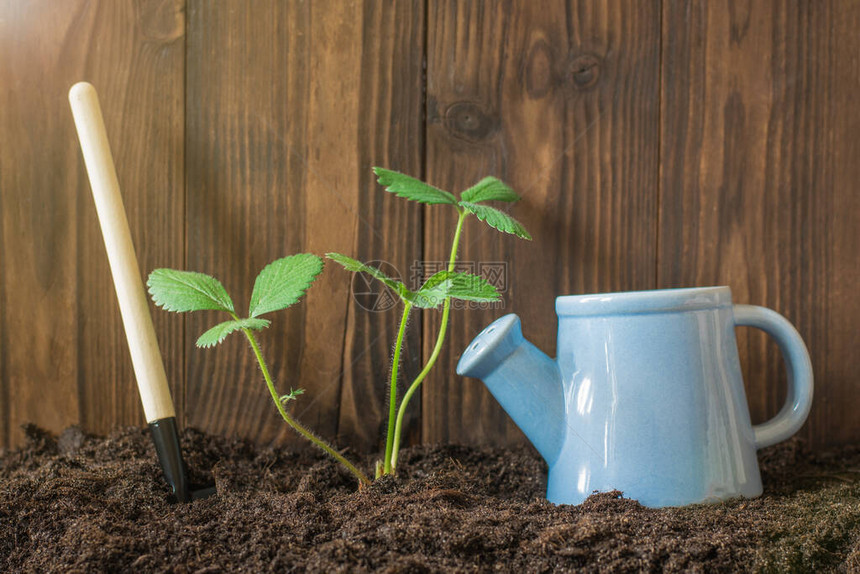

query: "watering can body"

left=456, top=287, right=813, bottom=508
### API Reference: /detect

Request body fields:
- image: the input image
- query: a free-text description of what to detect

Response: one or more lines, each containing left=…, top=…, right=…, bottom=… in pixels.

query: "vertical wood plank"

left=334, top=1, right=425, bottom=453
left=424, top=0, right=661, bottom=447
left=0, top=0, right=186, bottom=447
left=185, top=0, right=423, bottom=451
left=186, top=0, right=311, bottom=446
left=826, top=4, right=860, bottom=446
left=660, top=0, right=860, bottom=446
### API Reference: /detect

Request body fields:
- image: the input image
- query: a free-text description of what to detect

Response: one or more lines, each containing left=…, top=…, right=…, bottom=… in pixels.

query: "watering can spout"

left=456, top=315, right=565, bottom=464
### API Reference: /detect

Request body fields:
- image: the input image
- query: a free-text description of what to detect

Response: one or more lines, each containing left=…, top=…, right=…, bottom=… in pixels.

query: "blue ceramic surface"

left=456, top=287, right=813, bottom=508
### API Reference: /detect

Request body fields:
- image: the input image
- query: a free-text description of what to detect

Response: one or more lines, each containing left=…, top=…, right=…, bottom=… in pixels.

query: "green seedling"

left=328, top=168, right=531, bottom=476
left=147, top=254, right=370, bottom=487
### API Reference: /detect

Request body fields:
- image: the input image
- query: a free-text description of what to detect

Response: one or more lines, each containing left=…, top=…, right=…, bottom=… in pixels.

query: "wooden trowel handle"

left=69, top=82, right=175, bottom=423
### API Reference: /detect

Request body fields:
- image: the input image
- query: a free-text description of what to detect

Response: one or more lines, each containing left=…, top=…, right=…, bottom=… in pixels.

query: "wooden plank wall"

left=1, top=0, right=857, bottom=453
left=423, top=0, right=661, bottom=447
left=0, top=0, right=186, bottom=444
left=184, top=0, right=424, bottom=451
left=660, top=1, right=860, bottom=444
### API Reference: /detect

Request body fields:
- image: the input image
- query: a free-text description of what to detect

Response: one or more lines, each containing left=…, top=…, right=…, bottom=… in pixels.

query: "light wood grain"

left=70, top=82, right=175, bottom=423
left=659, top=0, right=860, bottom=447
left=423, top=0, right=662, bottom=447
left=0, top=0, right=185, bottom=447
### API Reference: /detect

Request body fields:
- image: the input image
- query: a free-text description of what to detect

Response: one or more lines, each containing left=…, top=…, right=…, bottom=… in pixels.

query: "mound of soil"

left=1, top=425, right=859, bottom=573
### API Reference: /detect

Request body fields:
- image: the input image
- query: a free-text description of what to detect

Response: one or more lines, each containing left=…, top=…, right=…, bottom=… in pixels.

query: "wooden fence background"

left=1, top=0, right=857, bottom=453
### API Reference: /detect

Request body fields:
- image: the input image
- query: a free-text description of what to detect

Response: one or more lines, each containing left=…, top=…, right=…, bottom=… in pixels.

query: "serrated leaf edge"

left=460, top=176, right=521, bottom=204
left=196, top=318, right=271, bottom=348
left=326, top=252, right=414, bottom=303
left=248, top=254, right=324, bottom=318
left=147, top=269, right=235, bottom=314
left=458, top=201, right=533, bottom=240
left=373, top=167, right=458, bottom=206
left=445, top=271, right=501, bottom=302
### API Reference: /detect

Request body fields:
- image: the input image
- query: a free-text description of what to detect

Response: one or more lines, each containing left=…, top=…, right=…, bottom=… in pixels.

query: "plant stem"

left=383, top=301, right=413, bottom=474
left=389, top=209, right=467, bottom=472
left=242, top=327, right=370, bottom=487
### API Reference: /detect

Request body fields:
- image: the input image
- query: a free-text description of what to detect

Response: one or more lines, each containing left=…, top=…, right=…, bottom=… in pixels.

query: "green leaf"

left=416, top=270, right=500, bottom=306
left=147, top=269, right=235, bottom=314
left=412, top=273, right=453, bottom=309
left=410, top=271, right=500, bottom=308
left=373, top=167, right=458, bottom=206
left=196, top=318, right=270, bottom=348
left=248, top=254, right=323, bottom=318
left=458, top=201, right=532, bottom=240
left=444, top=271, right=500, bottom=302
left=279, top=388, right=305, bottom=404
left=326, top=252, right=411, bottom=302
left=459, top=177, right=520, bottom=203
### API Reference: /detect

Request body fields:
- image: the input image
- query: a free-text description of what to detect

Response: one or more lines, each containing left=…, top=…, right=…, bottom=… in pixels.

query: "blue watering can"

left=457, top=287, right=813, bottom=507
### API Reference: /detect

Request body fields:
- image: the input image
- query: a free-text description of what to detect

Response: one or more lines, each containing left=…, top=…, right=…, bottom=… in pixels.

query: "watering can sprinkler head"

left=456, top=314, right=566, bottom=466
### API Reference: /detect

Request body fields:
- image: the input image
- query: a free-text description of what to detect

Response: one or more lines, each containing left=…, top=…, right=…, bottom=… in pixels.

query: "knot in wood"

left=444, top=102, right=497, bottom=142
left=569, top=54, right=601, bottom=90
left=139, top=0, right=185, bottom=42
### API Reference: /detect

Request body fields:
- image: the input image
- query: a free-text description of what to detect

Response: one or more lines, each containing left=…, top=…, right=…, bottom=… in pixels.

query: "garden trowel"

left=69, top=82, right=215, bottom=502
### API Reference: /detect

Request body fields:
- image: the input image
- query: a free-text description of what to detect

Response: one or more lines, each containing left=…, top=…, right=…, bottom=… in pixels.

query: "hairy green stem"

left=242, top=327, right=370, bottom=487
left=384, top=301, right=413, bottom=474
left=389, top=210, right=467, bottom=472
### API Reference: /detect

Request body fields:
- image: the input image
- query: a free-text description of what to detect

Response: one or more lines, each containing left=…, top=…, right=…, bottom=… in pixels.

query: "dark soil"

left=1, top=425, right=859, bottom=573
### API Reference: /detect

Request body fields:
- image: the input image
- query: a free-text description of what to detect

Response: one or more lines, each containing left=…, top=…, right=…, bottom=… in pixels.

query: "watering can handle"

left=732, top=305, right=814, bottom=449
